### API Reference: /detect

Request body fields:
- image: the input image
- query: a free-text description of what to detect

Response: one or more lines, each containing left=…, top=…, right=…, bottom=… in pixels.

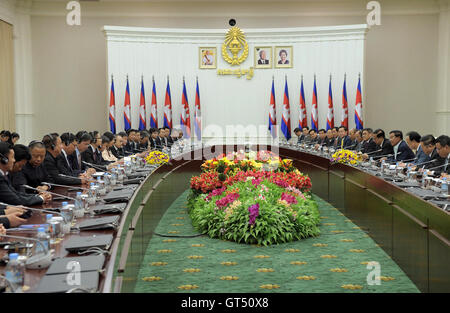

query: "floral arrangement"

left=331, top=149, right=360, bottom=165
left=188, top=152, right=319, bottom=245
left=145, top=150, right=170, bottom=165
left=200, top=150, right=296, bottom=176
left=188, top=179, right=320, bottom=245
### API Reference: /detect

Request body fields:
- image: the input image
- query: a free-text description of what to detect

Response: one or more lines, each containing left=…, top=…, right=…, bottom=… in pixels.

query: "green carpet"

left=134, top=190, right=419, bottom=293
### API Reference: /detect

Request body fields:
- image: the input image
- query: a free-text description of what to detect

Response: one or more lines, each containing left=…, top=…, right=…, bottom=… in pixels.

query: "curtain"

left=0, top=19, right=15, bottom=131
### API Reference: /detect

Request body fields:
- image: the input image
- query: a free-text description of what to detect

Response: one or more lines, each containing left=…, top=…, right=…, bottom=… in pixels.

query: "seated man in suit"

left=68, top=132, right=95, bottom=176
left=139, top=131, right=150, bottom=151
left=158, top=128, right=168, bottom=148
left=336, top=126, right=352, bottom=149
left=110, top=134, right=125, bottom=159
left=124, top=129, right=138, bottom=153
left=0, top=142, right=51, bottom=206
left=424, top=135, right=450, bottom=177
left=43, top=133, right=86, bottom=185
left=13, top=141, right=53, bottom=191
left=314, top=129, right=327, bottom=149
left=370, top=129, right=394, bottom=161
left=354, top=130, right=364, bottom=152
left=293, top=128, right=302, bottom=144
left=307, top=129, right=319, bottom=145
left=10, top=144, right=45, bottom=194
left=405, top=131, right=421, bottom=155
left=416, top=135, right=438, bottom=165
left=361, top=128, right=377, bottom=155
left=165, top=127, right=175, bottom=148
left=149, top=128, right=162, bottom=150
left=388, top=130, right=415, bottom=162
left=81, top=131, right=101, bottom=166
left=347, top=128, right=358, bottom=150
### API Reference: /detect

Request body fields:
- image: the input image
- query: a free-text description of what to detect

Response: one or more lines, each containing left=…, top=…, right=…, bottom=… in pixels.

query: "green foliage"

left=187, top=180, right=320, bottom=245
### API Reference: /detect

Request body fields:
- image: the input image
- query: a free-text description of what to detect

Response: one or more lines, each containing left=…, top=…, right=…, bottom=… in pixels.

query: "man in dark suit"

left=315, top=129, right=327, bottom=148
left=336, top=126, right=352, bottom=149
left=165, top=128, right=174, bottom=148
left=149, top=128, right=162, bottom=150
left=124, top=129, right=139, bottom=153
left=81, top=131, right=101, bottom=166
left=139, top=131, right=150, bottom=151
left=0, top=142, right=51, bottom=206
left=354, top=130, right=364, bottom=152
left=307, top=129, right=319, bottom=145
left=424, top=135, right=450, bottom=176
left=388, top=130, right=415, bottom=162
left=110, top=134, right=125, bottom=159
left=13, top=141, right=53, bottom=191
left=42, top=133, right=86, bottom=185
left=361, top=128, right=377, bottom=154
left=371, top=129, right=394, bottom=160
left=415, top=135, right=437, bottom=165
left=257, top=50, right=269, bottom=65
left=405, top=131, right=421, bottom=156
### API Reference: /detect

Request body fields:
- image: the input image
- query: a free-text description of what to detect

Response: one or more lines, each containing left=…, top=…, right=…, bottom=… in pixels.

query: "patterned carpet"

left=134, top=190, right=419, bottom=293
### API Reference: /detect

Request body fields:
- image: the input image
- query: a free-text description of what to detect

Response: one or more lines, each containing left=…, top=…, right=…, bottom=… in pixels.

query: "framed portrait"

left=254, top=46, right=272, bottom=69
left=199, top=47, right=217, bottom=69
left=274, top=46, right=293, bottom=68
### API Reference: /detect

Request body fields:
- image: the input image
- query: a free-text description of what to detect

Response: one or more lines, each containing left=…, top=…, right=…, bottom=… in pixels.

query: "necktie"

left=341, top=138, right=344, bottom=149
left=77, top=152, right=81, bottom=169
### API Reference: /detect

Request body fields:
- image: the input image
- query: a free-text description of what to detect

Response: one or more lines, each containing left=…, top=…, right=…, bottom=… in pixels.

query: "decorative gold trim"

left=330, top=268, right=348, bottom=272
left=257, top=268, right=275, bottom=272
left=378, top=276, right=395, bottom=281
left=313, top=243, right=328, bottom=247
left=221, top=249, right=237, bottom=253
left=191, top=244, right=205, bottom=247
left=341, top=284, right=363, bottom=290
left=260, top=284, right=280, bottom=289
left=142, top=276, right=162, bottom=281
left=296, top=276, right=316, bottom=280
left=254, top=255, right=270, bottom=259
left=183, top=268, right=201, bottom=273
left=349, top=249, right=365, bottom=253
left=221, top=261, right=238, bottom=266
left=290, top=261, right=307, bottom=265
left=162, top=239, right=177, bottom=243
left=157, top=249, right=172, bottom=253
left=285, top=249, right=300, bottom=252
left=150, top=262, right=168, bottom=266
left=340, top=239, right=354, bottom=242
left=178, top=284, right=199, bottom=290
left=187, top=255, right=204, bottom=259
left=321, top=255, right=337, bottom=258
left=220, top=276, right=239, bottom=280
left=168, top=231, right=180, bottom=234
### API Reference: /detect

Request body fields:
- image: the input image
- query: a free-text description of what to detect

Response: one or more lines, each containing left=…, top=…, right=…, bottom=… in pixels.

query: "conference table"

left=1, top=144, right=449, bottom=293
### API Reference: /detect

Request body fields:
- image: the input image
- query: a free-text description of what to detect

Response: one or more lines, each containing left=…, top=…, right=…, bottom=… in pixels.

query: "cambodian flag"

left=180, top=79, right=191, bottom=139
left=311, top=76, right=319, bottom=132
left=164, top=78, right=172, bottom=129
left=341, top=75, right=349, bottom=129
left=326, top=76, right=334, bottom=131
left=281, top=78, right=291, bottom=141
left=355, top=75, right=363, bottom=130
left=194, top=78, right=201, bottom=141
left=123, top=77, right=131, bottom=131
left=299, top=76, right=307, bottom=129
left=150, top=77, right=158, bottom=128
left=268, top=78, right=277, bottom=139
left=109, top=76, right=116, bottom=134
left=138, top=77, right=146, bottom=131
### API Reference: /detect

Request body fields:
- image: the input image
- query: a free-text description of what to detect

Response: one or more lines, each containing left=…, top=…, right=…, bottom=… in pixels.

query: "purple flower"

left=248, top=203, right=260, bottom=225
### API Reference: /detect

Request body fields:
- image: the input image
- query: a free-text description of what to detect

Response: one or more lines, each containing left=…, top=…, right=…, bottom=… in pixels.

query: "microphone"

left=82, top=161, right=108, bottom=173
left=58, top=173, right=95, bottom=183
left=424, top=162, right=449, bottom=172
left=412, top=159, right=437, bottom=169
left=42, top=182, right=88, bottom=191
left=365, top=149, right=383, bottom=156
left=399, top=157, right=417, bottom=163
left=23, top=184, right=77, bottom=201
left=0, top=201, right=65, bottom=220
left=0, top=234, right=52, bottom=269
left=375, top=151, right=403, bottom=160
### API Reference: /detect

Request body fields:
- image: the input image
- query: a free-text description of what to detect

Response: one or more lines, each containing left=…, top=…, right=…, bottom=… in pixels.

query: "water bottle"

left=110, top=169, right=117, bottom=186
left=117, top=166, right=124, bottom=183
left=74, top=192, right=85, bottom=218
left=422, top=170, right=429, bottom=188
left=441, top=178, right=448, bottom=196
left=88, top=182, right=97, bottom=205
left=381, top=159, right=386, bottom=178
left=60, top=201, right=74, bottom=224
left=35, top=227, right=50, bottom=254
left=97, top=176, right=106, bottom=196
left=45, top=214, right=53, bottom=223
left=5, top=253, right=24, bottom=289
